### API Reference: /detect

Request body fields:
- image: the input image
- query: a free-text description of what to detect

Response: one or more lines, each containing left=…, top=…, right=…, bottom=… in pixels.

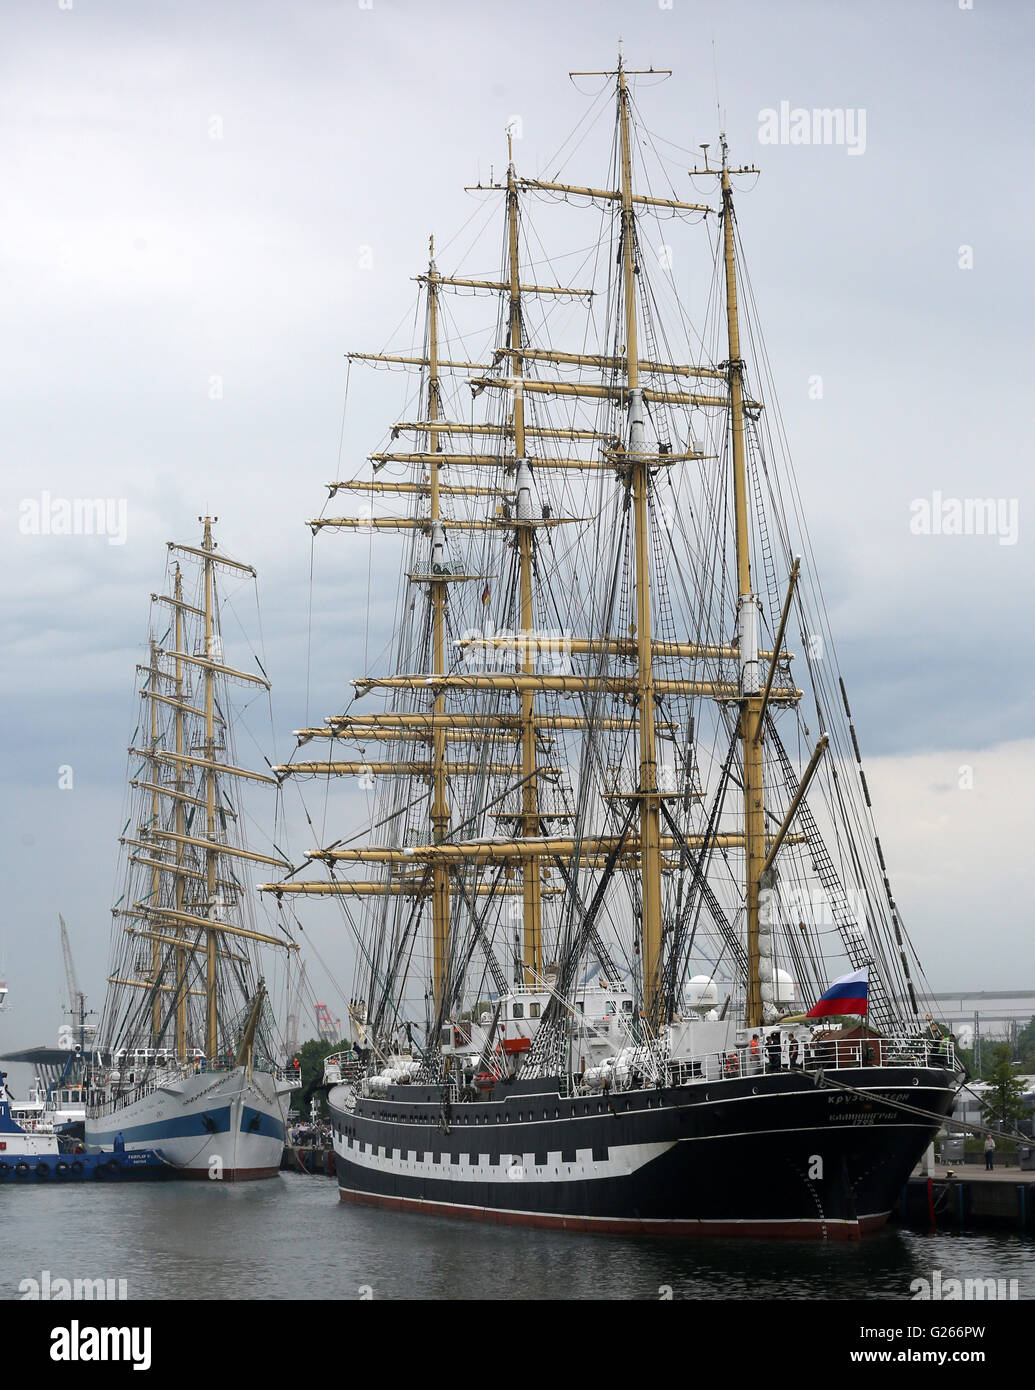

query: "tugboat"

left=0, top=1070, right=167, bottom=1183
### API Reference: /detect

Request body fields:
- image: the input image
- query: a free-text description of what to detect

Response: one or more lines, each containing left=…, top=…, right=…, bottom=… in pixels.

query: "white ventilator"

left=514, top=459, right=535, bottom=520
left=738, top=592, right=762, bottom=695
left=430, top=520, right=448, bottom=575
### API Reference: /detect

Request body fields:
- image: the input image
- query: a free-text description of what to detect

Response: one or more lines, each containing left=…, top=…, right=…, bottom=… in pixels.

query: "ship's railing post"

left=604, top=1032, right=948, bottom=1092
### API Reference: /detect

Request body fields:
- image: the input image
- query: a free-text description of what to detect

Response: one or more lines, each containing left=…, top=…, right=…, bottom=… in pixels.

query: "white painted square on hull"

left=338, top=1137, right=676, bottom=1183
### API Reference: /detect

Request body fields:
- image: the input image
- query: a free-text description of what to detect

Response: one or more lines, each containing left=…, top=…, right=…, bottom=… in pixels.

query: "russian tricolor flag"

left=805, top=967, right=868, bottom=1018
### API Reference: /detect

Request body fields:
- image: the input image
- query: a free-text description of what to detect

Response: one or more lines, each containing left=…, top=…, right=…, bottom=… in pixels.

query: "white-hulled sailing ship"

left=86, top=519, right=299, bottom=1179
left=262, top=60, right=961, bottom=1236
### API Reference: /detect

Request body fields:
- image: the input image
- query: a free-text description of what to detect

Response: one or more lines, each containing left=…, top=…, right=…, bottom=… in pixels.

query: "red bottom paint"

left=337, top=1187, right=890, bottom=1241
left=175, top=1166, right=281, bottom=1182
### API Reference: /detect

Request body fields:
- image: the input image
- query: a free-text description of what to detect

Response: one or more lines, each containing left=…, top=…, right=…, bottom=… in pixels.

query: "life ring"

left=15, top=1162, right=30, bottom=1177
left=55, top=1162, right=70, bottom=1177
left=0, top=1161, right=9, bottom=1174
left=71, top=1160, right=84, bottom=1175
left=724, top=1052, right=740, bottom=1077
left=35, top=1162, right=49, bottom=1177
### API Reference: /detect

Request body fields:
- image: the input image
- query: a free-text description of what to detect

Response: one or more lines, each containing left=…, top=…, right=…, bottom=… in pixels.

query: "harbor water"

left=2, top=1173, right=1032, bottom=1301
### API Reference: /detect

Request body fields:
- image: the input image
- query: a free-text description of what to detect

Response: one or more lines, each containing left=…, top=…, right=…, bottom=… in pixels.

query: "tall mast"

left=201, top=517, right=219, bottom=1061
left=147, top=639, right=162, bottom=1045
left=506, top=135, right=543, bottom=983
left=618, top=62, right=664, bottom=1023
left=172, top=565, right=188, bottom=1060
left=426, top=242, right=452, bottom=1018
left=719, top=140, right=765, bottom=1028
left=262, top=68, right=812, bottom=1063
left=108, top=532, right=288, bottom=1076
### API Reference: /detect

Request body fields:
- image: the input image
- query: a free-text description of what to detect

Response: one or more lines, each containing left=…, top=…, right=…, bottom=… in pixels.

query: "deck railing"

left=85, top=1059, right=300, bottom=1117
left=578, top=1036, right=956, bottom=1096
left=323, top=1035, right=955, bottom=1104
left=322, top=1054, right=366, bottom=1086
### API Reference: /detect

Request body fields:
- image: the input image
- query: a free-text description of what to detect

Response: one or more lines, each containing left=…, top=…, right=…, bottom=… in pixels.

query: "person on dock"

left=984, top=1135, right=996, bottom=1171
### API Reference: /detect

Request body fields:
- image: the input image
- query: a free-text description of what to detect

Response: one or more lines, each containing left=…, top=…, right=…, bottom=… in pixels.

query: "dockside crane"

left=284, top=959, right=309, bottom=1058
left=58, top=915, right=95, bottom=1054
left=314, top=1003, right=340, bottom=1044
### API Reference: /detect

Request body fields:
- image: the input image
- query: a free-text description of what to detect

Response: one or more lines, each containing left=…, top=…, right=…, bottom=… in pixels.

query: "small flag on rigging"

left=805, top=967, right=868, bottom=1018
left=481, top=583, right=490, bottom=607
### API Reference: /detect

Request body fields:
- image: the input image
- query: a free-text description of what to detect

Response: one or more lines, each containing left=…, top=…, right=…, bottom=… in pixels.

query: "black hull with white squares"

left=327, top=1063, right=956, bottom=1240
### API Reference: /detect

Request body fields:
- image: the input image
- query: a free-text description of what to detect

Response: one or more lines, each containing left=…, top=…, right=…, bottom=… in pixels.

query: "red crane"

left=314, top=1003, right=340, bottom=1043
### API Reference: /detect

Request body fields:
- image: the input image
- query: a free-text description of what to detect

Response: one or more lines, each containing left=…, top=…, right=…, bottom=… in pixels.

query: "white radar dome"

left=773, top=969, right=796, bottom=1008
left=686, top=976, right=719, bottom=1010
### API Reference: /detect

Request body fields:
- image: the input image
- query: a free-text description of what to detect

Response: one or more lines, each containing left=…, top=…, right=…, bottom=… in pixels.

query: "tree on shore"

left=1015, top=1017, right=1035, bottom=1074
left=289, top=1038, right=341, bottom=1121
left=979, top=1043, right=1028, bottom=1133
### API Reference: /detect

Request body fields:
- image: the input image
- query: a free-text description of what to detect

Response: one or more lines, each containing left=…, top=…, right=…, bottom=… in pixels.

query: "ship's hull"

left=0, top=1150, right=170, bottom=1183
left=327, top=1065, right=957, bottom=1239
left=85, top=1067, right=291, bottom=1181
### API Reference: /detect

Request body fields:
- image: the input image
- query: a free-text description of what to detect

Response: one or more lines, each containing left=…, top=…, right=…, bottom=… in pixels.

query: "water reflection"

left=1, top=1176, right=1030, bottom=1301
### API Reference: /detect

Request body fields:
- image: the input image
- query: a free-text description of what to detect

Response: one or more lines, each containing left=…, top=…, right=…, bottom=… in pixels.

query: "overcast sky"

left=1, top=0, right=1032, bottom=1064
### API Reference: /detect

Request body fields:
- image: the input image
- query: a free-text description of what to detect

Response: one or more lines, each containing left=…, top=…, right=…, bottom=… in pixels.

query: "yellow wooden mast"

left=720, top=142, right=767, bottom=1028
left=201, top=516, right=220, bottom=1061
left=172, top=565, right=188, bottom=1061
left=147, top=639, right=162, bottom=1045
left=615, top=59, right=664, bottom=1025
left=134, top=565, right=190, bottom=1059
left=426, top=239, right=453, bottom=1019
left=689, top=138, right=766, bottom=1026
left=506, top=133, right=543, bottom=983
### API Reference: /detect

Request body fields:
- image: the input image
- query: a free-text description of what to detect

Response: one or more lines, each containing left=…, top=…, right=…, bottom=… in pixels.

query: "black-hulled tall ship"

left=261, top=60, right=960, bottom=1237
